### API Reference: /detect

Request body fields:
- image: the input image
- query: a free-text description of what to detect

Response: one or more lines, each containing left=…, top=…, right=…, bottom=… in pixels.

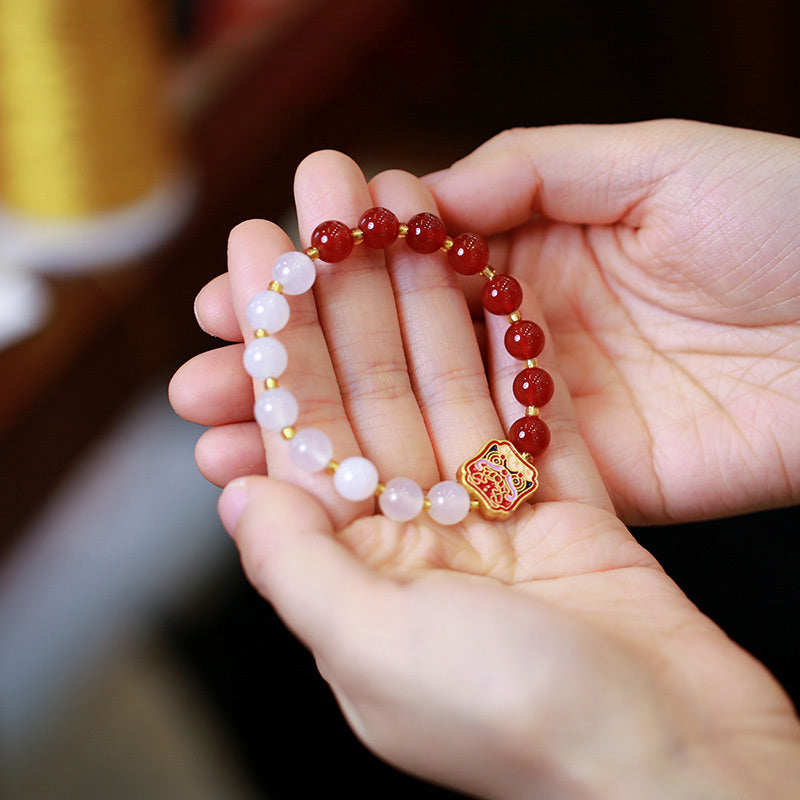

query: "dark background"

left=2, top=0, right=796, bottom=797
left=162, top=1, right=800, bottom=798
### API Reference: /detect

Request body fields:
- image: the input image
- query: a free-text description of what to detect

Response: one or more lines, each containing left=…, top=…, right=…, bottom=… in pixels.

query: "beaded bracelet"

left=243, top=208, right=553, bottom=524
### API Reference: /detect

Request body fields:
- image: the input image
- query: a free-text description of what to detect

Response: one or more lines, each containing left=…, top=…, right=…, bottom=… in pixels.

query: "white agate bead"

left=243, top=337, right=288, bottom=380
left=254, top=388, right=298, bottom=431
left=272, top=251, right=316, bottom=295
left=333, top=456, right=379, bottom=502
left=378, top=477, right=424, bottom=522
left=246, top=290, right=290, bottom=333
left=427, top=481, right=471, bottom=525
left=289, top=428, right=333, bottom=473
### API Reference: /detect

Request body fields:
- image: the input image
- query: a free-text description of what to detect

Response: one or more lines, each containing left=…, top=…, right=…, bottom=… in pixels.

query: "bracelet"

left=243, top=208, right=553, bottom=524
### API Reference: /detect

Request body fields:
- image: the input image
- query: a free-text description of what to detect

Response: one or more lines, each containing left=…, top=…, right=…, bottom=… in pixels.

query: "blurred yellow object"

left=0, top=0, right=177, bottom=219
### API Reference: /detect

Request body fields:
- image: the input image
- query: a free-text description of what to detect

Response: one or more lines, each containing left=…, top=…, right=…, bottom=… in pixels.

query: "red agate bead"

left=509, top=416, right=551, bottom=458
left=513, top=367, right=554, bottom=407
left=406, top=212, right=447, bottom=253
left=482, top=274, right=522, bottom=315
left=447, top=232, right=489, bottom=275
left=359, top=206, right=400, bottom=248
left=311, top=219, right=354, bottom=262
left=505, top=320, right=545, bottom=360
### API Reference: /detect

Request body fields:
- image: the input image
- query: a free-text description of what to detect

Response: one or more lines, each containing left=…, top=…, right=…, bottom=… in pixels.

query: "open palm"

left=170, top=135, right=800, bottom=797
left=427, top=120, right=800, bottom=524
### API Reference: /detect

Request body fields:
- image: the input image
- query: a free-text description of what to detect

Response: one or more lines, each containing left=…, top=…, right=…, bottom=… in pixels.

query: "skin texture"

left=169, top=120, right=800, bottom=799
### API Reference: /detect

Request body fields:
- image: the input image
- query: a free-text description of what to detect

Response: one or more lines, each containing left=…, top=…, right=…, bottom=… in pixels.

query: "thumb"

left=218, top=476, right=385, bottom=654
left=424, top=119, right=702, bottom=233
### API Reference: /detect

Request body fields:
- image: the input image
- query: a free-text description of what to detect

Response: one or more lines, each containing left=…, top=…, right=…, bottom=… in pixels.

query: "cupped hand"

left=170, top=146, right=800, bottom=798
left=424, top=119, right=800, bottom=524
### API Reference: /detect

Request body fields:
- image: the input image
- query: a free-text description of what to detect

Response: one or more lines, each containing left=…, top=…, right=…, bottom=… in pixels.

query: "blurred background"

left=0, top=1, right=798, bottom=798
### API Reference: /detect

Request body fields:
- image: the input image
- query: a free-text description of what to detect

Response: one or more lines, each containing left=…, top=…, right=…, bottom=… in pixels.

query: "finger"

left=227, top=218, right=372, bottom=527
left=487, top=279, right=614, bottom=511
left=195, top=422, right=266, bottom=486
left=169, top=345, right=253, bottom=426
left=220, top=476, right=392, bottom=660
left=368, top=169, right=611, bottom=511
left=195, top=273, right=240, bottom=342
left=294, top=152, right=438, bottom=486
left=424, top=120, right=695, bottom=233
left=367, top=168, right=506, bottom=477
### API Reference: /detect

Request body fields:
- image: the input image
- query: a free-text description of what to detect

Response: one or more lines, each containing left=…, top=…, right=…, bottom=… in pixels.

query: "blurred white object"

left=0, top=386, right=227, bottom=760
left=0, top=173, right=195, bottom=275
left=0, top=263, right=50, bottom=349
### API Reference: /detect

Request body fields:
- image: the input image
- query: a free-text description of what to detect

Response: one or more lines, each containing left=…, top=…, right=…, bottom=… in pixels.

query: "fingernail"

left=193, top=295, right=211, bottom=335
left=218, top=477, right=250, bottom=536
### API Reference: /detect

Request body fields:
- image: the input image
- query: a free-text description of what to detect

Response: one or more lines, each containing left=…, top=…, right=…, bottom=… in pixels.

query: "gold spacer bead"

left=281, top=426, right=296, bottom=440
left=526, top=406, right=540, bottom=417
left=374, top=483, right=386, bottom=496
left=398, top=223, right=409, bottom=238
left=304, top=246, right=320, bottom=261
left=481, top=265, right=497, bottom=280
left=325, top=460, right=339, bottom=474
left=351, top=227, right=364, bottom=245
left=526, top=358, right=538, bottom=369
left=265, top=377, right=280, bottom=390
left=469, top=499, right=480, bottom=511
left=508, top=311, right=522, bottom=323
left=255, top=328, right=268, bottom=338
left=522, top=452, right=536, bottom=464
left=441, top=236, right=454, bottom=252
left=422, top=498, right=432, bottom=511
left=268, top=280, right=284, bottom=293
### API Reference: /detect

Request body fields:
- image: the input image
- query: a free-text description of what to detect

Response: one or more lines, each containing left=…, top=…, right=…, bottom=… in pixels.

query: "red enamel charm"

left=457, top=439, right=539, bottom=520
